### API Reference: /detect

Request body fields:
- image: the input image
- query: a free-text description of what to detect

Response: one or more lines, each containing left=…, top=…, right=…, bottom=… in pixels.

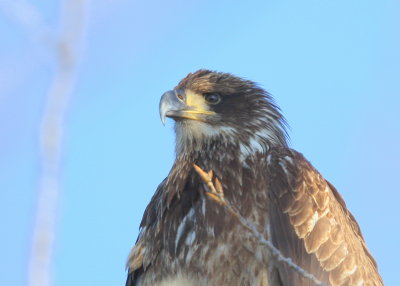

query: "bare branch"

left=0, top=1, right=91, bottom=286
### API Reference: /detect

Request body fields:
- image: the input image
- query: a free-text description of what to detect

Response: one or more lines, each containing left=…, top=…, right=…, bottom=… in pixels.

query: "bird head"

left=159, top=70, right=288, bottom=156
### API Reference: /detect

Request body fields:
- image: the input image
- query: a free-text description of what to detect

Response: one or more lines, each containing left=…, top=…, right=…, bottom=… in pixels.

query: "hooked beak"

left=159, top=90, right=216, bottom=125
left=159, top=90, right=186, bottom=125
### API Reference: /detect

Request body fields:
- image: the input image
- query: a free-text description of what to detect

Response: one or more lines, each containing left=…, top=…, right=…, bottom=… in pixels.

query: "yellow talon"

left=193, top=164, right=212, bottom=183
left=205, top=192, right=222, bottom=203
left=193, top=163, right=225, bottom=203
left=215, top=178, right=223, bottom=195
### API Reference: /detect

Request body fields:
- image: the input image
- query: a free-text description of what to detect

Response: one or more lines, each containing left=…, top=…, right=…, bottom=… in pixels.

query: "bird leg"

left=193, top=164, right=225, bottom=204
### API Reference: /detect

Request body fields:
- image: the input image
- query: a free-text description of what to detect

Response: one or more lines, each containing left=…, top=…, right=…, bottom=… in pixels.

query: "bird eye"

left=204, top=93, right=221, bottom=104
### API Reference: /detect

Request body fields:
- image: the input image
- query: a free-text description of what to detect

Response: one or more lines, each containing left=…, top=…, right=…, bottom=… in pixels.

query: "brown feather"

left=267, top=147, right=383, bottom=285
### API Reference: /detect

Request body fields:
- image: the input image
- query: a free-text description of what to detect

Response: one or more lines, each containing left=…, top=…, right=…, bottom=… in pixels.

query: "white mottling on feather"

left=239, top=136, right=266, bottom=161
left=254, top=246, right=263, bottom=261
left=239, top=143, right=252, bottom=160
left=319, top=207, right=330, bottom=219
left=345, top=264, right=358, bottom=277
left=185, top=230, right=196, bottom=245
left=206, top=225, right=215, bottom=236
left=278, top=161, right=289, bottom=175
left=266, top=154, right=272, bottom=165
left=354, top=280, right=364, bottom=286
left=242, top=160, right=250, bottom=169
left=175, top=121, right=237, bottom=154
left=266, top=222, right=271, bottom=240
left=201, top=197, right=206, bottom=216
left=185, top=247, right=194, bottom=263
left=283, top=155, right=294, bottom=164
left=308, top=211, right=319, bottom=233
left=255, top=128, right=275, bottom=141
left=175, top=223, right=185, bottom=251
left=200, top=124, right=236, bottom=138
left=156, top=276, right=197, bottom=286
left=175, top=208, right=195, bottom=250
left=249, top=137, right=264, bottom=152
left=214, top=244, right=228, bottom=258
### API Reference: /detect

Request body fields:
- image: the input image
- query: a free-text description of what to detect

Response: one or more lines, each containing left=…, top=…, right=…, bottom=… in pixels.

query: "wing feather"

left=266, top=148, right=383, bottom=286
left=126, top=179, right=168, bottom=286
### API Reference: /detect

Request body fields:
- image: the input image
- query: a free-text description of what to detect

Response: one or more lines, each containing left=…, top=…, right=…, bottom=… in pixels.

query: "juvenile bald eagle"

left=126, top=70, right=383, bottom=286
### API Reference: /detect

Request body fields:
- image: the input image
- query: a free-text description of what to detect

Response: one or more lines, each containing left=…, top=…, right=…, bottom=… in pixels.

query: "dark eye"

left=204, top=93, right=221, bottom=104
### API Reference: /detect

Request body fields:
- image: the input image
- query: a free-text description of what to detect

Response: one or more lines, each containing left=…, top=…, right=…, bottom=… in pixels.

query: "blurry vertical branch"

left=0, top=1, right=89, bottom=285
left=30, top=1, right=89, bottom=285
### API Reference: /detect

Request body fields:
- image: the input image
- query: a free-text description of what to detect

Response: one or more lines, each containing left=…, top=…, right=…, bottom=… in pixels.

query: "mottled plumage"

left=126, top=70, right=383, bottom=286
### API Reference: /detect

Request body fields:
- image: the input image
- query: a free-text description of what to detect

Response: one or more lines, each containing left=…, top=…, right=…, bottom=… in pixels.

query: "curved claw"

left=214, top=177, right=223, bottom=194
left=193, top=164, right=225, bottom=203
left=193, top=164, right=213, bottom=183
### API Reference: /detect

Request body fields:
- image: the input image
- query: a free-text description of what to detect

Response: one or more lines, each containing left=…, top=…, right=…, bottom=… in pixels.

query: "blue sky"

left=0, top=1, right=399, bottom=285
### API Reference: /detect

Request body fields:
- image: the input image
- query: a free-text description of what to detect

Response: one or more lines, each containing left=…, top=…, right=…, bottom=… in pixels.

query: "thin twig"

left=193, top=164, right=327, bottom=286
